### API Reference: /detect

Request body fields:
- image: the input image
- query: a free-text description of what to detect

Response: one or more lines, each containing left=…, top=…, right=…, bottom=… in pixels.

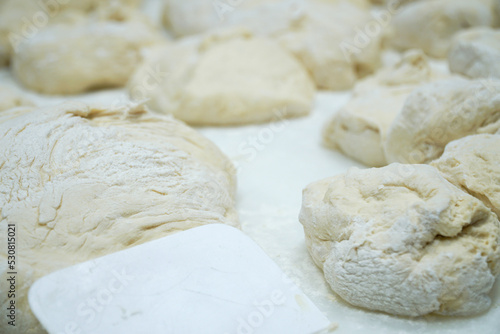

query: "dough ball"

left=300, top=163, right=500, bottom=316
left=431, top=134, right=500, bottom=218
left=163, top=0, right=382, bottom=90
left=323, top=50, right=448, bottom=167
left=386, top=0, right=494, bottom=58
left=448, top=27, right=500, bottom=80
left=0, top=102, right=239, bottom=333
left=0, top=85, right=35, bottom=112
left=0, top=0, right=143, bottom=66
left=384, top=78, right=500, bottom=164
left=12, top=8, right=163, bottom=95
left=128, top=29, right=315, bottom=125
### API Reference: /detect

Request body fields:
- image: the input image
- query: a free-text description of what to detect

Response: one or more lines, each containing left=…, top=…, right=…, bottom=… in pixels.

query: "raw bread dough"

left=448, top=27, right=500, bottom=80
left=323, top=50, right=448, bottom=167
left=0, top=102, right=239, bottom=334
left=163, top=0, right=382, bottom=90
left=386, top=0, right=494, bottom=58
left=12, top=8, right=163, bottom=95
left=128, top=29, right=315, bottom=125
left=0, top=0, right=142, bottom=66
left=0, top=84, right=35, bottom=111
left=431, top=134, right=500, bottom=218
left=300, top=163, right=500, bottom=316
left=384, top=78, right=500, bottom=164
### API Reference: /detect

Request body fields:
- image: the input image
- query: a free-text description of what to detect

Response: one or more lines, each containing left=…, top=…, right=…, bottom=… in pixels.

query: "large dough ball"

left=163, top=0, right=382, bottom=90
left=448, top=27, right=500, bottom=80
left=0, top=102, right=239, bottom=334
left=323, top=50, right=448, bottom=167
left=431, top=134, right=500, bottom=218
left=386, top=0, right=494, bottom=58
left=384, top=78, right=500, bottom=164
left=12, top=8, right=163, bottom=95
left=300, top=163, right=500, bottom=316
left=128, top=29, right=315, bottom=125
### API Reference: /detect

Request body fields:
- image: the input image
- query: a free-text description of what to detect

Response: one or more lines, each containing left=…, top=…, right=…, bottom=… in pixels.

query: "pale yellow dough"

left=12, top=8, right=163, bottom=95
left=0, top=85, right=35, bottom=112
left=323, top=50, right=449, bottom=167
left=163, top=0, right=382, bottom=90
left=0, top=102, right=239, bottom=334
left=300, top=163, right=500, bottom=316
left=386, top=0, right=495, bottom=58
left=128, top=29, right=315, bottom=125
left=432, top=134, right=500, bottom=218
left=384, top=78, right=500, bottom=164
left=448, top=27, right=500, bottom=80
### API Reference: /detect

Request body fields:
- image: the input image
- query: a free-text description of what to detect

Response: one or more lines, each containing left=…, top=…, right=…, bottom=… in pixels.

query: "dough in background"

left=12, top=7, right=164, bottom=95
left=300, top=163, right=500, bottom=316
left=448, top=27, right=500, bottom=79
left=0, top=102, right=239, bottom=334
left=386, top=0, right=495, bottom=58
left=0, top=0, right=143, bottom=66
left=163, top=0, right=382, bottom=90
left=0, top=84, right=35, bottom=111
left=431, top=134, right=500, bottom=218
left=323, top=50, right=449, bottom=167
left=384, top=78, right=500, bottom=164
left=128, top=29, right=315, bottom=125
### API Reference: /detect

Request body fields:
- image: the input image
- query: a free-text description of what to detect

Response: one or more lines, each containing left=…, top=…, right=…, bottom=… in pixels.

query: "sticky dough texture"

left=384, top=78, right=500, bottom=164
left=448, top=27, right=500, bottom=80
left=12, top=8, right=163, bottom=95
left=128, top=30, right=315, bottom=125
left=323, top=50, right=448, bottom=167
left=387, top=0, right=494, bottom=58
left=432, top=134, right=500, bottom=218
left=300, top=163, right=500, bottom=316
left=0, top=102, right=239, bottom=334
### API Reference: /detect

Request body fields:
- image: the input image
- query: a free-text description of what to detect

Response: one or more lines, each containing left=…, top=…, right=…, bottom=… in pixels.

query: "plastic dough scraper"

left=29, top=224, right=333, bottom=334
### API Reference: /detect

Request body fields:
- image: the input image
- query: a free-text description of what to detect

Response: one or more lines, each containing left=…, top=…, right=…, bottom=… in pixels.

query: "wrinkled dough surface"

left=384, top=78, right=500, bottom=164
left=0, top=102, right=239, bottom=334
left=300, top=163, right=500, bottom=316
left=128, top=30, right=315, bottom=125
left=432, top=134, right=500, bottom=218
left=448, top=27, right=500, bottom=80
left=323, top=50, right=448, bottom=167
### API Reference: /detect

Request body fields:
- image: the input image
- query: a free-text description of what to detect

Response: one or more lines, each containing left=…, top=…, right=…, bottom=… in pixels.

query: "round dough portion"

left=128, top=30, right=315, bottom=125
left=12, top=8, right=163, bottom=95
left=163, top=0, right=381, bottom=90
left=0, top=85, right=34, bottom=112
left=0, top=102, right=239, bottom=334
left=384, top=78, right=500, bottom=164
left=323, top=50, right=449, bottom=167
left=431, top=134, right=500, bottom=218
left=386, top=0, right=494, bottom=58
left=300, top=163, right=500, bottom=316
left=0, top=0, right=143, bottom=66
left=448, top=27, right=500, bottom=80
